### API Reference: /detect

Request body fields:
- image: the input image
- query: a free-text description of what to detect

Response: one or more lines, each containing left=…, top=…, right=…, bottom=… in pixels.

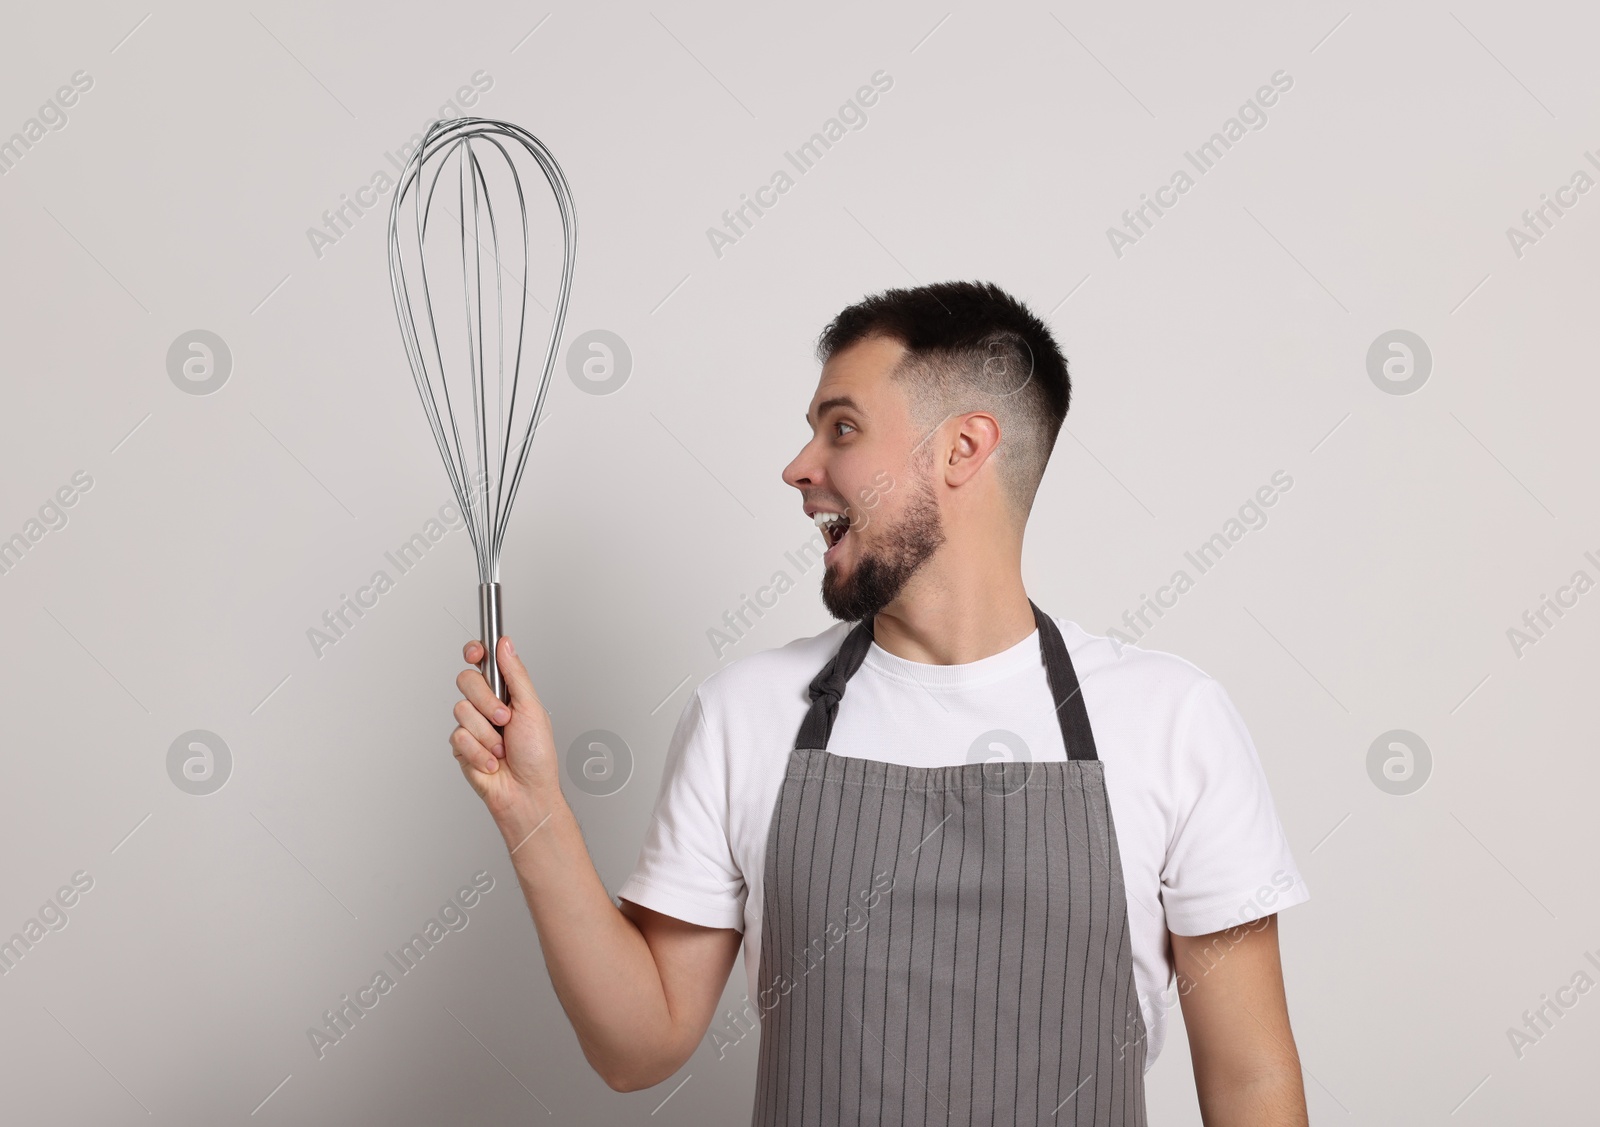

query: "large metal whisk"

left=387, top=117, right=577, bottom=702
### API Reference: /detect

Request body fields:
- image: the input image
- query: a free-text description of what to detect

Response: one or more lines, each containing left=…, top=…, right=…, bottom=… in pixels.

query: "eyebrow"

left=806, top=395, right=864, bottom=427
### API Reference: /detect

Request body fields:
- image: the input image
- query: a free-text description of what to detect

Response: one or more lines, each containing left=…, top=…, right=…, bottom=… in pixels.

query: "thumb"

left=496, top=635, right=540, bottom=713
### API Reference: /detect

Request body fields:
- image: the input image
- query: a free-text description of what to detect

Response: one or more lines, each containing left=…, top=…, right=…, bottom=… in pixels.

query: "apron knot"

left=794, top=618, right=875, bottom=751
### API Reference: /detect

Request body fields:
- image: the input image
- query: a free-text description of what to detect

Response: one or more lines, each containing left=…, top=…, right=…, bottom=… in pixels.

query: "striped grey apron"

left=752, top=601, right=1147, bottom=1126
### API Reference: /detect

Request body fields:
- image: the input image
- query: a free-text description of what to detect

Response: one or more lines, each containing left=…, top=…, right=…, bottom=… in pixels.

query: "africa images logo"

left=306, top=871, right=495, bottom=1061
left=1105, top=70, right=1294, bottom=258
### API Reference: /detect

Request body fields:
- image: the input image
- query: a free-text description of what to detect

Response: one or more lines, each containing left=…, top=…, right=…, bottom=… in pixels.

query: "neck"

left=869, top=546, right=1035, bottom=665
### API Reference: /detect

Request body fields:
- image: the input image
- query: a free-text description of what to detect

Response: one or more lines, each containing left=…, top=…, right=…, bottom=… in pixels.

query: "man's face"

left=782, top=336, right=947, bottom=623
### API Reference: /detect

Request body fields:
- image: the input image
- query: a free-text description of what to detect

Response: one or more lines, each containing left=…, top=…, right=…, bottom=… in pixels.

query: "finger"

left=450, top=726, right=499, bottom=775
left=496, top=635, right=542, bottom=713
left=456, top=667, right=511, bottom=728
left=452, top=741, right=491, bottom=783
left=454, top=699, right=505, bottom=758
left=462, top=639, right=485, bottom=665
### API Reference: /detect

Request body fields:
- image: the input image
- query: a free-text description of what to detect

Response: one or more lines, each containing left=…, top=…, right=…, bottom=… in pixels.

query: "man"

left=448, top=281, right=1312, bottom=1124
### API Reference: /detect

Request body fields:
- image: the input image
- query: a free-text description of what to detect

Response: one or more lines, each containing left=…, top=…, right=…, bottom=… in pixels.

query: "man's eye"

left=833, top=421, right=856, bottom=438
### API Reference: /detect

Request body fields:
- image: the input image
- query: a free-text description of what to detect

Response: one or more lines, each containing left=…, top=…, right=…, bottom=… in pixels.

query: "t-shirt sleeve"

left=614, top=686, right=747, bottom=932
left=1159, top=676, right=1311, bottom=936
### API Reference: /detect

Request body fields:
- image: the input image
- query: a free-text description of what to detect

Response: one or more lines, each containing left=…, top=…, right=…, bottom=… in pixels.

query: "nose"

left=782, top=435, right=821, bottom=494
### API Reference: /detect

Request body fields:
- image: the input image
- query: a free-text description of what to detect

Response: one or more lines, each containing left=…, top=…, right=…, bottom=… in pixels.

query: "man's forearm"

left=492, top=793, right=678, bottom=1089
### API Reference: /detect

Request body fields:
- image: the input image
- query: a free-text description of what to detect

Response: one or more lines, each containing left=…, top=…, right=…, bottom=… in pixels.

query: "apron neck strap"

left=794, top=599, right=1100, bottom=761
left=1034, top=600, right=1099, bottom=762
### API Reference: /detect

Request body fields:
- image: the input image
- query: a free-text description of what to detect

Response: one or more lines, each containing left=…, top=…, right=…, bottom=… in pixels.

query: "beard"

left=821, top=469, right=946, bottom=623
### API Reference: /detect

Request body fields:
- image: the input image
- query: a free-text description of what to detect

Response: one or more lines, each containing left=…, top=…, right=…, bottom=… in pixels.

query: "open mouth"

left=814, top=510, right=851, bottom=553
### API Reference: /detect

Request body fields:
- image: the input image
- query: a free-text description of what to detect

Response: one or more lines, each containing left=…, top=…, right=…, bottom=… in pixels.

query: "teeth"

left=812, top=510, right=849, bottom=546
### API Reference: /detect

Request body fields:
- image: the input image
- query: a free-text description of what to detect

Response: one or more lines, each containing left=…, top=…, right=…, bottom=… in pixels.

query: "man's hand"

left=451, top=636, right=561, bottom=826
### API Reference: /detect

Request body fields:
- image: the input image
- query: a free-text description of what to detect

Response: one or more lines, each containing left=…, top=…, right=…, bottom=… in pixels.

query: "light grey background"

left=1, top=0, right=1595, bottom=1123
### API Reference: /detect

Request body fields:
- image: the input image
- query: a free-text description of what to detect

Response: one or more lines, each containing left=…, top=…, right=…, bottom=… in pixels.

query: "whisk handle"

left=478, top=582, right=507, bottom=706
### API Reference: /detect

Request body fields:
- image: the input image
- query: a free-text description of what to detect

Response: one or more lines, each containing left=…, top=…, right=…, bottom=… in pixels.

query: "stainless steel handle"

left=478, top=582, right=506, bottom=705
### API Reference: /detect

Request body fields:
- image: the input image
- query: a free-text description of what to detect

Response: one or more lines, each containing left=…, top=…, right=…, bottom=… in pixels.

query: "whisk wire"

left=459, top=144, right=491, bottom=576
left=408, top=152, right=484, bottom=576
left=496, top=144, right=574, bottom=562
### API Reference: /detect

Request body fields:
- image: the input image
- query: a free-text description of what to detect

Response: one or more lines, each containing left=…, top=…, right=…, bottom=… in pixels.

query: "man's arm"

left=613, top=900, right=744, bottom=1089
left=1171, top=913, right=1309, bottom=1126
left=451, top=637, right=742, bottom=1092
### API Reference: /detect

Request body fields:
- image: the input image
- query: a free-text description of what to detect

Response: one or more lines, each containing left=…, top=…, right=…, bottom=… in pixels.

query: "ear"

left=945, top=411, right=1001, bottom=487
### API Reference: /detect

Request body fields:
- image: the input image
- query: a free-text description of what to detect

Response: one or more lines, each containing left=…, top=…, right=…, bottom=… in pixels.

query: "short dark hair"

left=814, top=280, right=1071, bottom=518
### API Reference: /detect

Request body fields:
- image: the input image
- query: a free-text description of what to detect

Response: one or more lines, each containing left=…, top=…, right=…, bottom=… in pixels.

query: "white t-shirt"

left=615, top=613, right=1310, bottom=1071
